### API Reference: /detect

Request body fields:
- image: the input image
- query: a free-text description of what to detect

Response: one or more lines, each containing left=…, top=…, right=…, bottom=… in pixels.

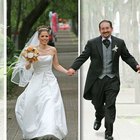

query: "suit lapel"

left=96, top=36, right=103, bottom=60
left=111, top=36, right=117, bottom=60
left=96, top=36, right=117, bottom=62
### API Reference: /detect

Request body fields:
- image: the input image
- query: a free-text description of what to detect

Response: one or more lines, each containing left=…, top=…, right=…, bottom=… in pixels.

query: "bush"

left=7, top=65, right=16, bottom=96
left=7, top=37, right=15, bottom=64
left=7, top=37, right=21, bottom=96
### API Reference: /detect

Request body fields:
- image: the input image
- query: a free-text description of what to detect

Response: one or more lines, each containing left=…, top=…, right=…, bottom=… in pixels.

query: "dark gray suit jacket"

left=71, top=35, right=138, bottom=100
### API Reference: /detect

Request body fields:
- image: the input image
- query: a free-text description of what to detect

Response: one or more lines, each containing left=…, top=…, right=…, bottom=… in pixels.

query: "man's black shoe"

left=93, top=119, right=101, bottom=130
left=105, top=134, right=114, bottom=140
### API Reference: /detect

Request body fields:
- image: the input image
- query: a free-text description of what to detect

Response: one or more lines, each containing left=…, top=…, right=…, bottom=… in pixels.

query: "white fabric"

left=11, top=57, right=34, bottom=87
left=15, top=55, right=68, bottom=139
left=25, top=31, right=39, bottom=47
left=49, top=11, right=53, bottom=27
left=11, top=31, right=39, bottom=87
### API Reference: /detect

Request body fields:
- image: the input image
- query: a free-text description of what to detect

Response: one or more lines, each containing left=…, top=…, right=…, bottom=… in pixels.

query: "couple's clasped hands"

left=136, top=65, right=140, bottom=73
left=66, top=65, right=140, bottom=76
left=66, top=68, right=76, bottom=76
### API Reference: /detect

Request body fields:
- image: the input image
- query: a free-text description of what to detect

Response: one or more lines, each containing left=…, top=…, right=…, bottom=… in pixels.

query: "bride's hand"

left=67, top=68, right=76, bottom=76
left=25, top=61, right=32, bottom=69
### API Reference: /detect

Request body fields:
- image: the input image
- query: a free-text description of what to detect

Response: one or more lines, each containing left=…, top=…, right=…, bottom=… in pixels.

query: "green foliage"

left=11, top=0, right=42, bottom=32
left=49, top=0, right=78, bottom=19
left=7, top=37, right=21, bottom=65
left=7, top=37, right=16, bottom=65
left=48, top=0, right=78, bottom=34
left=7, top=65, right=16, bottom=96
left=10, top=0, right=78, bottom=34
left=7, top=37, right=20, bottom=96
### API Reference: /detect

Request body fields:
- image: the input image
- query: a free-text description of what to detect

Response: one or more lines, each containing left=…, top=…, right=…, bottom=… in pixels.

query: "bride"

left=11, top=26, right=68, bottom=140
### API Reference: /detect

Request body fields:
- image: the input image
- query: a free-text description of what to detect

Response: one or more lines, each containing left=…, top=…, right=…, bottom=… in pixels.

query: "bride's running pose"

left=11, top=26, right=68, bottom=140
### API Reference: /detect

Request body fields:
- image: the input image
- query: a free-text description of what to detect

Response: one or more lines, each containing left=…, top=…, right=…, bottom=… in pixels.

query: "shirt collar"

left=102, top=36, right=112, bottom=42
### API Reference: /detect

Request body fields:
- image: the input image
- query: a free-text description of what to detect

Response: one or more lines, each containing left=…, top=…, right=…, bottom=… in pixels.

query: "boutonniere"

left=112, top=45, right=118, bottom=52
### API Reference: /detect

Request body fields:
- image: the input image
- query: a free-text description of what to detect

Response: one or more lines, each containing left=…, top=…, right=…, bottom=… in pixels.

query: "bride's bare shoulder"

left=48, top=46, right=57, bottom=52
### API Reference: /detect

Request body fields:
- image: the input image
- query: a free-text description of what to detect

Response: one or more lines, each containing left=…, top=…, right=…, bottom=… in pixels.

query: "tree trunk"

left=72, top=15, right=78, bottom=36
left=18, top=0, right=50, bottom=49
left=13, top=0, right=22, bottom=43
left=7, top=0, right=12, bottom=38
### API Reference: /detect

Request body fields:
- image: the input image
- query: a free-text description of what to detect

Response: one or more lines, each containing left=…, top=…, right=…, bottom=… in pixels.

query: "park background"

left=7, top=0, right=78, bottom=140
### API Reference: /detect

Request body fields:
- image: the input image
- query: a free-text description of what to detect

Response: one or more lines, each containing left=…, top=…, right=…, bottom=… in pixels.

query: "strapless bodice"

left=33, top=55, right=53, bottom=73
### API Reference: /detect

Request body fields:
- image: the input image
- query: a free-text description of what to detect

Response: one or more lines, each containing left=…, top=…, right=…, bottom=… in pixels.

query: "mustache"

left=103, top=32, right=109, bottom=34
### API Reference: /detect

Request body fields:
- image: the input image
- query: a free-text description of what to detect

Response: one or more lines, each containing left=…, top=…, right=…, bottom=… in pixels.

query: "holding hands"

left=25, top=61, right=32, bottom=70
left=136, top=65, right=140, bottom=73
left=67, top=68, right=76, bottom=76
left=66, top=64, right=140, bottom=75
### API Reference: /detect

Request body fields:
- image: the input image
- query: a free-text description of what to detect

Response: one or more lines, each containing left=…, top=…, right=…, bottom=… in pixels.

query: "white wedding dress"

left=15, top=55, right=68, bottom=140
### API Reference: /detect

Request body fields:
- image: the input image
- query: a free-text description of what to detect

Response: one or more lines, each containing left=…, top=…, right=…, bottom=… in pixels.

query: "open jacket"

left=71, top=35, right=138, bottom=100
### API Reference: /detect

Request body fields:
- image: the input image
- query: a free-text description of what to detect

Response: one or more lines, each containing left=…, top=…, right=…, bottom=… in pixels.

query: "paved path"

left=80, top=61, right=140, bottom=140
left=81, top=99, right=140, bottom=140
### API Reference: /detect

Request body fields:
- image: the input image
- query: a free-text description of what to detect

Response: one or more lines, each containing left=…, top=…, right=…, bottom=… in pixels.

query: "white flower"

left=27, top=52, right=34, bottom=58
left=112, top=45, right=118, bottom=52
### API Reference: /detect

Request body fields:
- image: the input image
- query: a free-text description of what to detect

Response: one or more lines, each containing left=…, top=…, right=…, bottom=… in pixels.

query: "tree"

left=7, top=0, right=12, bottom=38
left=7, top=0, right=51, bottom=49
left=13, top=0, right=22, bottom=42
left=18, top=0, right=50, bottom=49
left=8, top=0, right=78, bottom=49
left=49, top=0, right=78, bottom=35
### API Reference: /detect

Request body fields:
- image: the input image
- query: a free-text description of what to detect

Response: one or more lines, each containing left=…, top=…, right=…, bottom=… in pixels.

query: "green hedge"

left=7, top=37, right=20, bottom=96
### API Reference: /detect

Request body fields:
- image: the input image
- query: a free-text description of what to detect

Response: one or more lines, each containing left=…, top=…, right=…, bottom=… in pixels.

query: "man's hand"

left=67, top=68, right=76, bottom=76
left=136, top=65, right=140, bottom=73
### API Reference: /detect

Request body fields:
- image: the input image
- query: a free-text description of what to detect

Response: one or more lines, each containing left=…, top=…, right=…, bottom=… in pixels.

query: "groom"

left=68, top=20, right=140, bottom=140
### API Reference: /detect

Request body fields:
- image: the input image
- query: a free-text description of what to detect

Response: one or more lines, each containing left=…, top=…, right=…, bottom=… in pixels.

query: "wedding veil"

left=11, top=31, right=39, bottom=87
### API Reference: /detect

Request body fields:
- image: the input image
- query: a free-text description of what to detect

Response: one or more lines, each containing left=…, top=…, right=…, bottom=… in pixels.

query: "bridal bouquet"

left=22, top=46, right=39, bottom=62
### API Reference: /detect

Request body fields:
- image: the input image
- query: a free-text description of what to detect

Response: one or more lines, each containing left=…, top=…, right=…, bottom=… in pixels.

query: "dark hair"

left=99, top=20, right=113, bottom=29
left=37, top=25, right=51, bottom=36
